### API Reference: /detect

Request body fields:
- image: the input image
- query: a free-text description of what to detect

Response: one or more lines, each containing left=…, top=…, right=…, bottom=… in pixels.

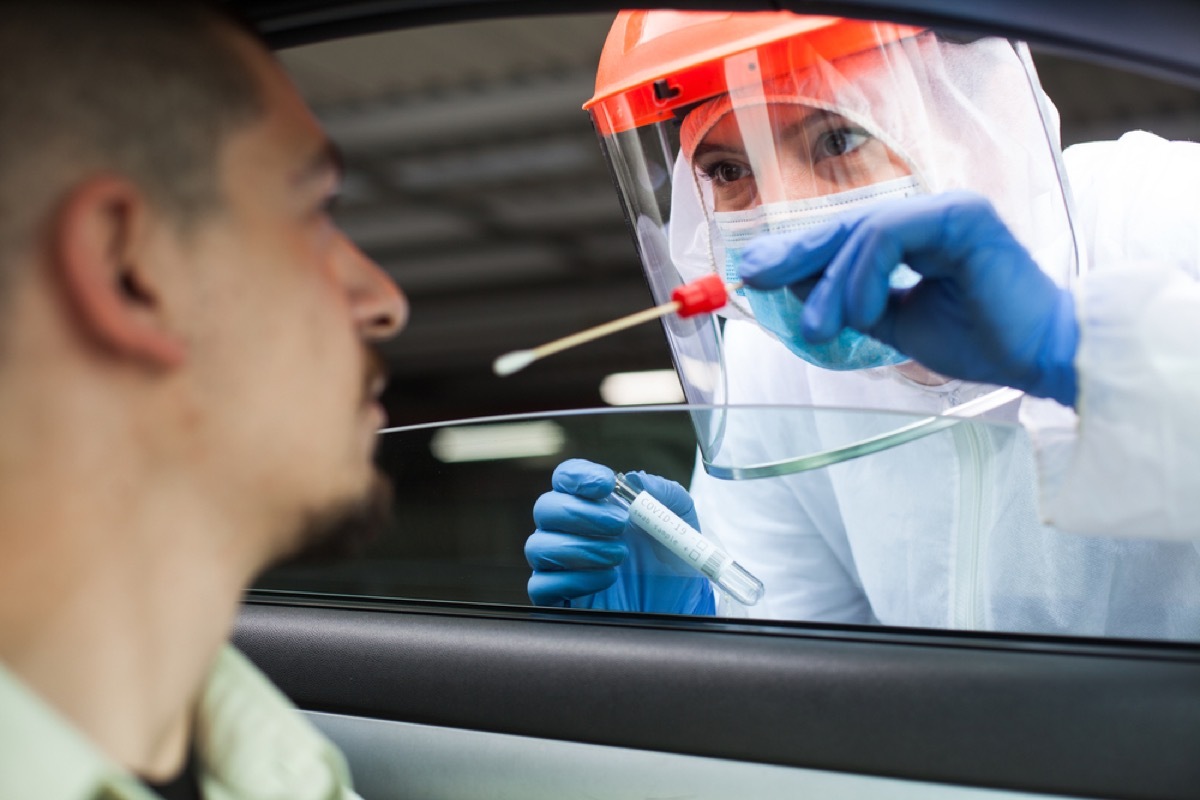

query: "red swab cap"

left=671, top=274, right=729, bottom=318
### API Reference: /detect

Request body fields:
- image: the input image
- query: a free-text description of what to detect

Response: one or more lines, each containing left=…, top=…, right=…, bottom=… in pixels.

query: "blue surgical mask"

left=713, top=176, right=922, bottom=371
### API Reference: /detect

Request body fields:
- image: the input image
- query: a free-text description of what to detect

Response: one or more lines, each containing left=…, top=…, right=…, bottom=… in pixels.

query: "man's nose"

left=338, top=234, right=408, bottom=341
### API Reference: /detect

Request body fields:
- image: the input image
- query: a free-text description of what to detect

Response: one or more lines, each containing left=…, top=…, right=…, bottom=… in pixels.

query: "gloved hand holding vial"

left=527, top=459, right=761, bottom=613
left=611, top=473, right=764, bottom=606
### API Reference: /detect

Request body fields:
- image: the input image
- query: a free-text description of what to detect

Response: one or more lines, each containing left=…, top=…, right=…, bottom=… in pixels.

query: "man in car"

left=0, top=1, right=404, bottom=797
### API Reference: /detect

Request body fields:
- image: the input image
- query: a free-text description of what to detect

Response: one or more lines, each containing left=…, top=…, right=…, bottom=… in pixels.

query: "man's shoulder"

left=0, top=647, right=361, bottom=800
left=0, top=658, right=146, bottom=799
left=195, top=645, right=359, bottom=799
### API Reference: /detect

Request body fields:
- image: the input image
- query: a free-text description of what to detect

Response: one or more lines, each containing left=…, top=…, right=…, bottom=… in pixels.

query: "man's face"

left=176, top=32, right=407, bottom=561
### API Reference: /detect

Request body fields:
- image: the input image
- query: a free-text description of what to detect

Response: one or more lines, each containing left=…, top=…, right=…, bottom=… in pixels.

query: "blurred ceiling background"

left=276, top=13, right=1200, bottom=427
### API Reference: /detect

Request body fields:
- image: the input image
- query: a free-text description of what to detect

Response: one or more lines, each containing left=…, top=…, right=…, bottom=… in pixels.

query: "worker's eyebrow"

left=692, top=108, right=841, bottom=161
left=294, top=139, right=345, bottom=187
left=692, top=137, right=741, bottom=161
left=774, top=109, right=847, bottom=144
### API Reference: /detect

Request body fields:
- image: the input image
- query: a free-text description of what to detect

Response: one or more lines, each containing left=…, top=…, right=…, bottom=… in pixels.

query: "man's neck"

left=0, top=485, right=255, bottom=779
left=0, top=276, right=276, bottom=780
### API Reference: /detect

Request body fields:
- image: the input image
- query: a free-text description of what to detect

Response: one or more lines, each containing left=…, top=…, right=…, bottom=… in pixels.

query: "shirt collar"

left=0, top=658, right=152, bottom=799
left=194, top=647, right=352, bottom=800
left=0, top=646, right=353, bottom=800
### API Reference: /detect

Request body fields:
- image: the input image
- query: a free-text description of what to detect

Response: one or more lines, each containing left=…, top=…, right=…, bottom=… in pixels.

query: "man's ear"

left=53, top=175, right=187, bottom=369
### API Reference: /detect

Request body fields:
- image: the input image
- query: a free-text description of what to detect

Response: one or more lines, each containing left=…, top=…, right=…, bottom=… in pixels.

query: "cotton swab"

left=493, top=275, right=741, bottom=377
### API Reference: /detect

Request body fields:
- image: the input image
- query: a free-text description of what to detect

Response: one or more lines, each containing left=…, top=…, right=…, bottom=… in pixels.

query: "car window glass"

left=254, top=14, right=1200, bottom=644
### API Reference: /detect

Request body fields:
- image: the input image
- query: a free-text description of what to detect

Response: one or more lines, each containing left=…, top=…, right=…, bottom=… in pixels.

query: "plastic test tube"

left=610, top=473, right=765, bottom=606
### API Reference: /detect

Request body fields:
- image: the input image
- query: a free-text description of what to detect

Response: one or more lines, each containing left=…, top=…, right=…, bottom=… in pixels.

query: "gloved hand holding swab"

left=493, top=275, right=741, bottom=376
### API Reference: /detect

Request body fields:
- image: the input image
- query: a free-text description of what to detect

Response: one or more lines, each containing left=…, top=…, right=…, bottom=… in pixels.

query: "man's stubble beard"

left=269, top=470, right=395, bottom=568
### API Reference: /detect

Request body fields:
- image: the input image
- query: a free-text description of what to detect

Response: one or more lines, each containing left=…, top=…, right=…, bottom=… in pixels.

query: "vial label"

left=628, top=493, right=730, bottom=579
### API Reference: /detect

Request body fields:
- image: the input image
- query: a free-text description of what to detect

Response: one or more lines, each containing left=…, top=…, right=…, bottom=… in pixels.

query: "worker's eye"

left=697, top=159, right=752, bottom=186
left=813, top=126, right=871, bottom=160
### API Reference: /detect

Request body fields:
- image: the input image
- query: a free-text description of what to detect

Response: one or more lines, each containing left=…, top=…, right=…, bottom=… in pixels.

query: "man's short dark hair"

left=0, top=0, right=265, bottom=266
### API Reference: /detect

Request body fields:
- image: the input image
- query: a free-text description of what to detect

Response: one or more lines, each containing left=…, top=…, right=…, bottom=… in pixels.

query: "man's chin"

left=270, top=473, right=395, bottom=568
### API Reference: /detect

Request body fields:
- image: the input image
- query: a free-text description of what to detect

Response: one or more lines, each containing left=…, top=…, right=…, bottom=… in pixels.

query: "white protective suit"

left=689, top=131, right=1200, bottom=640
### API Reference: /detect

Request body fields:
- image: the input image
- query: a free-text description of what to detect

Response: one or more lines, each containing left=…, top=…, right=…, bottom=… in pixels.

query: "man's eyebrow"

left=295, top=139, right=345, bottom=187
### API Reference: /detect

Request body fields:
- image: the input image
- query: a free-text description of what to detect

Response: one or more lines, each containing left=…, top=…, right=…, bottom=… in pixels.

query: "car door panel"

left=307, top=712, right=1099, bottom=800
left=236, top=600, right=1200, bottom=800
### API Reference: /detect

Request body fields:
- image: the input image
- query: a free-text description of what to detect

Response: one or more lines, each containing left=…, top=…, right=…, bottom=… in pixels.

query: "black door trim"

left=236, top=599, right=1200, bottom=800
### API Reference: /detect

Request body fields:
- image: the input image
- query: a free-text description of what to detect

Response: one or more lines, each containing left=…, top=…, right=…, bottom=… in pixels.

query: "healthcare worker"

left=526, top=10, right=1200, bottom=638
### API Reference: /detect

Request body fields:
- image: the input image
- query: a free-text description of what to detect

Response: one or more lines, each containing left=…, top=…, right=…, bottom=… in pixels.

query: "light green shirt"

left=0, top=646, right=361, bottom=800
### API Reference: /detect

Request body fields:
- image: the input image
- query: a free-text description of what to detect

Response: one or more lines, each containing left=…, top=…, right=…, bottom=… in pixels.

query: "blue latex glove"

left=526, top=458, right=716, bottom=615
left=739, top=191, right=1080, bottom=407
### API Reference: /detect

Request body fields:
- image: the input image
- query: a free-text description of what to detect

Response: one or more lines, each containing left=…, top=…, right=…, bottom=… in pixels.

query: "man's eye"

left=319, top=193, right=342, bottom=215
left=815, top=127, right=871, bottom=160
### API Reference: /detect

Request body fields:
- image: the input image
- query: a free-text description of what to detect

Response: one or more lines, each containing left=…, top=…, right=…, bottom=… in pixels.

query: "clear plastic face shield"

left=587, top=12, right=1080, bottom=478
